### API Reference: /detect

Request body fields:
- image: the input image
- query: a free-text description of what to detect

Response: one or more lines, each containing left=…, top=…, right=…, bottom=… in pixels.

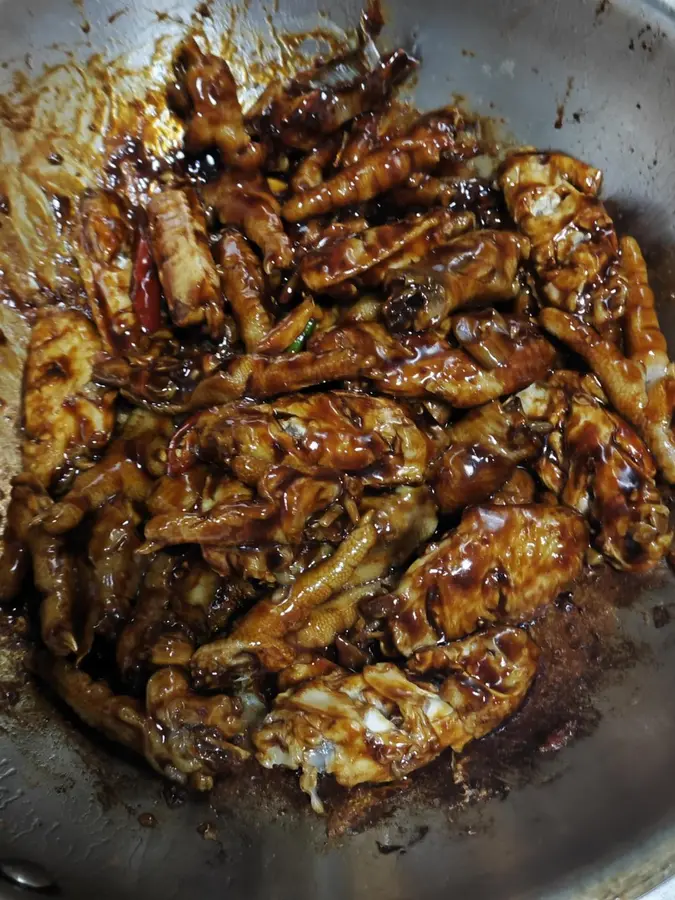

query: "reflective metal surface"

left=0, top=858, right=55, bottom=891
left=2, top=0, right=675, bottom=897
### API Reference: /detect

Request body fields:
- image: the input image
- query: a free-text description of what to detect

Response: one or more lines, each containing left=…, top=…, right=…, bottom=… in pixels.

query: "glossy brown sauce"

left=202, top=564, right=656, bottom=838
left=0, top=0, right=673, bottom=839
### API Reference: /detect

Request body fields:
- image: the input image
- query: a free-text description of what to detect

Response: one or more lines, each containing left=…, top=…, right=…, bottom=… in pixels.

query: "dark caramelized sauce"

left=1, top=0, right=670, bottom=852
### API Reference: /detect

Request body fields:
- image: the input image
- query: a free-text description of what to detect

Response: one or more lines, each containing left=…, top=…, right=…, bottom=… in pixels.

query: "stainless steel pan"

left=2, top=0, right=675, bottom=897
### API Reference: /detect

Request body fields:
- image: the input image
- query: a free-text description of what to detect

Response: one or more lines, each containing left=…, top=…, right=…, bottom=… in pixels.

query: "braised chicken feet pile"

left=3, top=4, right=674, bottom=814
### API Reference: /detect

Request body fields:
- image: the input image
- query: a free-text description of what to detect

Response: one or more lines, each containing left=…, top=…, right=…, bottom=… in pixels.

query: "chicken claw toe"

left=191, top=512, right=379, bottom=678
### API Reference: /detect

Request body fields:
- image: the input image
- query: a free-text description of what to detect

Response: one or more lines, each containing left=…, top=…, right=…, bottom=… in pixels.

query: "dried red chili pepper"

left=132, top=233, right=162, bottom=334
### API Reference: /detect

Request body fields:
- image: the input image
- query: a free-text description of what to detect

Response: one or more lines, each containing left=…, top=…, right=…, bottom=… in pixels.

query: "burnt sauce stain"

left=197, top=821, right=219, bottom=841
left=163, top=782, right=188, bottom=809
left=1, top=538, right=657, bottom=843
left=636, top=23, right=663, bottom=55
left=554, top=76, right=575, bottom=130
left=138, top=811, right=158, bottom=828
left=627, top=23, right=665, bottom=56
left=594, top=0, right=611, bottom=21
left=107, top=9, right=129, bottom=26
left=209, top=566, right=649, bottom=841
left=377, top=824, right=429, bottom=855
left=0, top=677, right=24, bottom=710
left=652, top=604, right=671, bottom=629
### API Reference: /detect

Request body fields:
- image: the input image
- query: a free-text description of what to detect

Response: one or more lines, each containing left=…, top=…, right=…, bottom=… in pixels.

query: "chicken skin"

left=254, top=626, right=538, bottom=811
left=384, top=230, right=530, bottom=333
left=147, top=188, right=224, bottom=338
left=499, top=151, right=625, bottom=340
left=518, top=373, right=672, bottom=572
left=23, top=309, right=116, bottom=489
left=170, top=38, right=264, bottom=169
left=431, top=397, right=547, bottom=513
left=388, top=504, right=588, bottom=656
left=539, top=238, right=675, bottom=483
left=168, top=390, right=431, bottom=485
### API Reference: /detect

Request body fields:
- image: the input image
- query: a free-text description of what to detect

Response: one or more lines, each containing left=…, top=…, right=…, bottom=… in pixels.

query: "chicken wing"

left=359, top=211, right=477, bottom=289
left=170, top=554, right=255, bottom=638
left=255, top=298, right=318, bottom=356
left=291, top=135, right=343, bottom=194
left=168, top=391, right=431, bottom=487
left=142, top=470, right=343, bottom=550
left=350, top=487, right=439, bottom=584
left=202, top=170, right=293, bottom=272
left=0, top=504, right=29, bottom=604
left=389, top=504, right=588, bottom=655
left=186, top=345, right=366, bottom=409
left=77, top=190, right=139, bottom=352
left=42, top=657, right=249, bottom=792
left=306, top=313, right=554, bottom=408
left=338, top=102, right=417, bottom=169
left=23, top=309, right=116, bottom=488
left=291, top=215, right=371, bottom=260
left=116, top=552, right=177, bottom=677
left=146, top=465, right=210, bottom=519
left=10, top=478, right=78, bottom=656
left=0, top=303, right=29, bottom=600
left=490, top=467, right=537, bottom=505
left=388, top=172, right=499, bottom=217
left=383, top=230, right=530, bottom=332
left=277, top=653, right=343, bottom=691
left=40, top=656, right=164, bottom=770
left=145, top=666, right=249, bottom=791
left=371, top=313, right=556, bottom=406
left=41, top=410, right=174, bottom=535
left=287, top=582, right=384, bottom=653
left=93, top=329, right=231, bottom=414
left=254, top=627, right=538, bottom=812
left=147, top=188, right=223, bottom=338
left=563, top=389, right=671, bottom=572
left=406, top=625, right=538, bottom=722
left=170, top=38, right=263, bottom=169
left=431, top=398, right=548, bottom=514
left=80, top=497, right=144, bottom=655
left=639, top=372, right=675, bottom=486
left=19, top=3, right=675, bottom=815
left=621, top=235, right=670, bottom=387
left=118, top=407, right=176, bottom=477
left=499, top=151, right=625, bottom=339
left=46, top=443, right=153, bottom=534
left=202, top=526, right=304, bottom=568
left=215, top=229, right=273, bottom=352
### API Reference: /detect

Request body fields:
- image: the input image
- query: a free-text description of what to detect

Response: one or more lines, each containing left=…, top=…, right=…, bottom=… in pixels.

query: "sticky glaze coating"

left=384, top=230, right=530, bottom=333
left=147, top=188, right=224, bottom=338
left=254, top=627, right=539, bottom=813
left=388, top=505, right=588, bottom=655
left=3, top=3, right=675, bottom=814
left=499, top=151, right=626, bottom=342
left=431, top=397, right=547, bottom=513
